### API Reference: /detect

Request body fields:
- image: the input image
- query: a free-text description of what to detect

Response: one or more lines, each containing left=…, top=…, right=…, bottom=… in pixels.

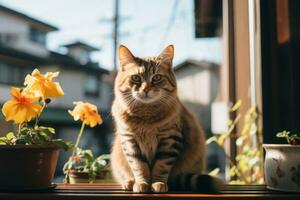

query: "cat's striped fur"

left=111, top=45, right=222, bottom=193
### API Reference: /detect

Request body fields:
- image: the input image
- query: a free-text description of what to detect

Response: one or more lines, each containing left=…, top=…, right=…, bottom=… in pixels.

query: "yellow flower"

left=68, top=101, right=102, bottom=127
left=2, top=87, right=42, bottom=124
left=24, top=68, right=64, bottom=99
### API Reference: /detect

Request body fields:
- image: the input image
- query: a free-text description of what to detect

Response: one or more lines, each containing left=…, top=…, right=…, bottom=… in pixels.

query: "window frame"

left=0, top=61, right=33, bottom=86
left=29, top=26, right=46, bottom=45
left=221, top=0, right=263, bottom=181
left=84, top=73, right=100, bottom=98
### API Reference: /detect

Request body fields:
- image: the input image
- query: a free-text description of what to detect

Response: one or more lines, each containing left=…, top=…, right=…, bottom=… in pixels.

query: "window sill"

left=0, top=184, right=299, bottom=200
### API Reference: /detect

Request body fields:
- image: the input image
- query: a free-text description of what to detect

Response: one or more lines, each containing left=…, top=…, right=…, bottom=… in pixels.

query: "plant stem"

left=72, top=122, right=86, bottom=156
left=35, top=100, right=47, bottom=128
left=18, top=123, right=22, bottom=136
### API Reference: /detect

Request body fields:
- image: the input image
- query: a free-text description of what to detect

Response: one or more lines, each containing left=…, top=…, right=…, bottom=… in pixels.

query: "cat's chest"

left=135, top=129, right=158, bottom=163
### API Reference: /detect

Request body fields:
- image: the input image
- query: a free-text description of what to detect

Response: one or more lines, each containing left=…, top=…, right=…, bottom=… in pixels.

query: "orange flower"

left=24, top=68, right=64, bottom=99
left=1, top=87, right=42, bottom=124
left=68, top=101, right=102, bottom=127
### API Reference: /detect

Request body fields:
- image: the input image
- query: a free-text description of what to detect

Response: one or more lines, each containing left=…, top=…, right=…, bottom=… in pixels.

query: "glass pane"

left=0, top=62, right=10, bottom=84
left=0, top=0, right=242, bottom=185
left=85, top=74, right=98, bottom=94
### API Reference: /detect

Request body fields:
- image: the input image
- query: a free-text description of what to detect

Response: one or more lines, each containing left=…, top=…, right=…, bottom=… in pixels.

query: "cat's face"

left=115, top=45, right=177, bottom=106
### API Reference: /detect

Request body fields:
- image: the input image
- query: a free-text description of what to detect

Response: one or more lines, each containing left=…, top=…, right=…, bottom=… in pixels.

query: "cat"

left=110, top=44, right=223, bottom=193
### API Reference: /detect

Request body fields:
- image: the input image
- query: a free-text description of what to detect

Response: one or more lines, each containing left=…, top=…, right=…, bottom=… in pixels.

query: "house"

left=173, top=59, right=223, bottom=172
left=174, top=59, right=219, bottom=133
left=0, top=5, right=113, bottom=177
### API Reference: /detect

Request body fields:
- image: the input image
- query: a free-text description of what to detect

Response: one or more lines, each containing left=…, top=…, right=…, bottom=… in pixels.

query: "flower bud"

left=45, top=98, right=51, bottom=104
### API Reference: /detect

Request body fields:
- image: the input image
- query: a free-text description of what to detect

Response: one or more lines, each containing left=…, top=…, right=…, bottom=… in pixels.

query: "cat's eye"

left=152, top=74, right=162, bottom=82
left=131, top=75, right=141, bottom=82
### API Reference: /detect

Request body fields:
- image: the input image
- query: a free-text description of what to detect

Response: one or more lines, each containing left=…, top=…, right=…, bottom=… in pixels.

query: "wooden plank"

left=1, top=184, right=300, bottom=200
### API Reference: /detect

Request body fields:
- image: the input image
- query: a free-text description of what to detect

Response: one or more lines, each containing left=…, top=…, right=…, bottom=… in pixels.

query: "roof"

left=49, top=51, right=108, bottom=73
left=0, top=4, right=58, bottom=32
left=62, top=41, right=100, bottom=52
left=173, top=59, right=219, bottom=72
left=0, top=45, right=109, bottom=74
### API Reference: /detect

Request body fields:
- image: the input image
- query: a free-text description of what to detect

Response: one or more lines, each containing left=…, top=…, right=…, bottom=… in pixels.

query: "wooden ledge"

left=0, top=184, right=299, bottom=200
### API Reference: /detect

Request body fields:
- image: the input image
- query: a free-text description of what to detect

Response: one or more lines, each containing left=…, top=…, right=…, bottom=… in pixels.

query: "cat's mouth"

left=133, top=92, right=159, bottom=103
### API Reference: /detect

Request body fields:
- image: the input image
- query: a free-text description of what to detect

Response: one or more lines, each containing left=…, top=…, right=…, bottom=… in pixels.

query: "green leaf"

left=206, top=136, right=217, bottom=145
left=231, top=100, right=242, bottom=112
left=52, top=139, right=74, bottom=151
left=97, top=154, right=110, bottom=160
left=76, top=149, right=94, bottom=162
left=0, top=137, right=9, bottom=145
left=15, top=138, right=26, bottom=144
left=6, top=132, right=15, bottom=140
left=208, top=168, right=220, bottom=176
left=36, top=133, right=48, bottom=142
left=37, top=126, right=55, bottom=135
left=276, top=130, right=290, bottom=138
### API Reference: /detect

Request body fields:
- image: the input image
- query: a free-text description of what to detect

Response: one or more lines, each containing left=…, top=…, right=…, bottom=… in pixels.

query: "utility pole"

left=113, top=0, right=119, bottom=71
left=99, top=0, right=130, bottom=72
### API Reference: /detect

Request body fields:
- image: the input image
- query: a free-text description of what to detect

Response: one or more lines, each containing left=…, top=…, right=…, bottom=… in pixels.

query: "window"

left=0, top=62, right=31, bottom=86
left=84, top=73, right=100, bottom=97
left=0, top=33, right=18, bottom=45
left=2, top=0, right=297, bottom=190
left=29, top=27, right=46, bottom=45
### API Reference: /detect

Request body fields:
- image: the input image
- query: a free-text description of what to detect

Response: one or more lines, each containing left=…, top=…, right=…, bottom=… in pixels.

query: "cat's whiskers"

left=159, top=96, right=174, bottom=110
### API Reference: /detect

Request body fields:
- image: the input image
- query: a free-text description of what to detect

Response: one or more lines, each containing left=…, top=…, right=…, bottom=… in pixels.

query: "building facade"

left=0, top=5, right=113, bottom=177
left=174, top=59, right=219, bottom=133
left=173, top=59, right=224, bottom=172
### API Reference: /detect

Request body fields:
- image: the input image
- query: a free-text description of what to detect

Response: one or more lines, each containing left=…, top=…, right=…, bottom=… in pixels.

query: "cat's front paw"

left=133, top=181, right=150, bottom=193
left=151, top=182, right=168, bottom=193
left=121, top=180, right=134, bottom=191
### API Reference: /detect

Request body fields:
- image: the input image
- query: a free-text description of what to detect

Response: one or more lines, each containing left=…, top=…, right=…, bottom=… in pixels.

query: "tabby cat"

left=111, top=44, right=222, bottom=193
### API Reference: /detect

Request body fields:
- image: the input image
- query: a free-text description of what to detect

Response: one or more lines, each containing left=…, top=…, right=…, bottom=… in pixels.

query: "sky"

left=0, top=0, right=222, bottom=70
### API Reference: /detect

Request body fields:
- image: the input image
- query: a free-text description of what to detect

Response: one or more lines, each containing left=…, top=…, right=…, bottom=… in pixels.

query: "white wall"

left=0, top=67, right=112, bottom=112
left=176, top=65, right=211, bottom=105
left=0, top=12, right=49, bottom=57
left=0, top=84, right=11, bottom=102
left=175, top=64, right=219, bottom=131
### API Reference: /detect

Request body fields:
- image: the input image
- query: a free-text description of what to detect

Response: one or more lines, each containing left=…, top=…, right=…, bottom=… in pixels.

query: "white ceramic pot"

left=263, top=144, right=300, bottom=192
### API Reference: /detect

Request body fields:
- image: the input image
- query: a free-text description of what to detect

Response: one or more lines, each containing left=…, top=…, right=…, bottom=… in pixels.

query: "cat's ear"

left=119, top=45, right=135, bottom=71
left=158, top=44, right=174, bottom=67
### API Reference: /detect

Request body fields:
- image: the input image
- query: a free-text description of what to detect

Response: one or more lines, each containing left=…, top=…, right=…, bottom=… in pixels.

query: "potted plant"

left=63, top=101, right=114, bottom=183
left=63, top=148, right=112, bottom=183
left=0, top=69, right=72, bottom=190
left=206, top=101, right=264, bottom=184
left=263, top=131, right=300, bottom=192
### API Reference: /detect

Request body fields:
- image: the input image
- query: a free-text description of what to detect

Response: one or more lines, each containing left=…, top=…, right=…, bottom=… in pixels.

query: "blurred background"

left=0, top=0, right=242, bottom=182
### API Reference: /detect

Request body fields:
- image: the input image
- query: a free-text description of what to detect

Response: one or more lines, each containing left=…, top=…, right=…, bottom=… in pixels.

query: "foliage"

left=63, top=101, right=103, bottom=183
left=63, top=148, right=110, bottom=182
left=0, top=125, right=73, bottom=150
left=0, top=68, right=72, bottom=150
left=277, top=131, right=300, bottom=145
left=206, top=101, right=264, bottom=184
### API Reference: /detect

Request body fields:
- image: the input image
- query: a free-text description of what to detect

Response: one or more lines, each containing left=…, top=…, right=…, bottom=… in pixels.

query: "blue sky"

left=0, top=0, right=222, bottom=70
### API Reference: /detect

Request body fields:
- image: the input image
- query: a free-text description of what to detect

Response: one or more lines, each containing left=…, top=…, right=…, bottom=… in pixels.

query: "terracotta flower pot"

left=68, top=170, right=115, bottom=184
left=263, top=144, right=300, bottom=192
left=0, top=145, right=60, bottom=190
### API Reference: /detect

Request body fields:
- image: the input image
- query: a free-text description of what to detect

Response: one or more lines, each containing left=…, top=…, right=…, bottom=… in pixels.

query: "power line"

left=158, top=0, right=180, bottom=51
left=98, top=0, right=130, bottom=71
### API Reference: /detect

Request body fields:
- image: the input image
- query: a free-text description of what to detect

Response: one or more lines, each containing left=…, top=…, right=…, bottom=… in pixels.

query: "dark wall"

left=261, top=0, right=300, bottom=143
left=194, top=0, right=222, bottom=38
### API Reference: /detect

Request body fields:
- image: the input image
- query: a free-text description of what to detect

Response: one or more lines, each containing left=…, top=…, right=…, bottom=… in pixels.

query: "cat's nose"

left=141, top=82, right=150, bottom=94
left=143, top=89, right=150, bottom=97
